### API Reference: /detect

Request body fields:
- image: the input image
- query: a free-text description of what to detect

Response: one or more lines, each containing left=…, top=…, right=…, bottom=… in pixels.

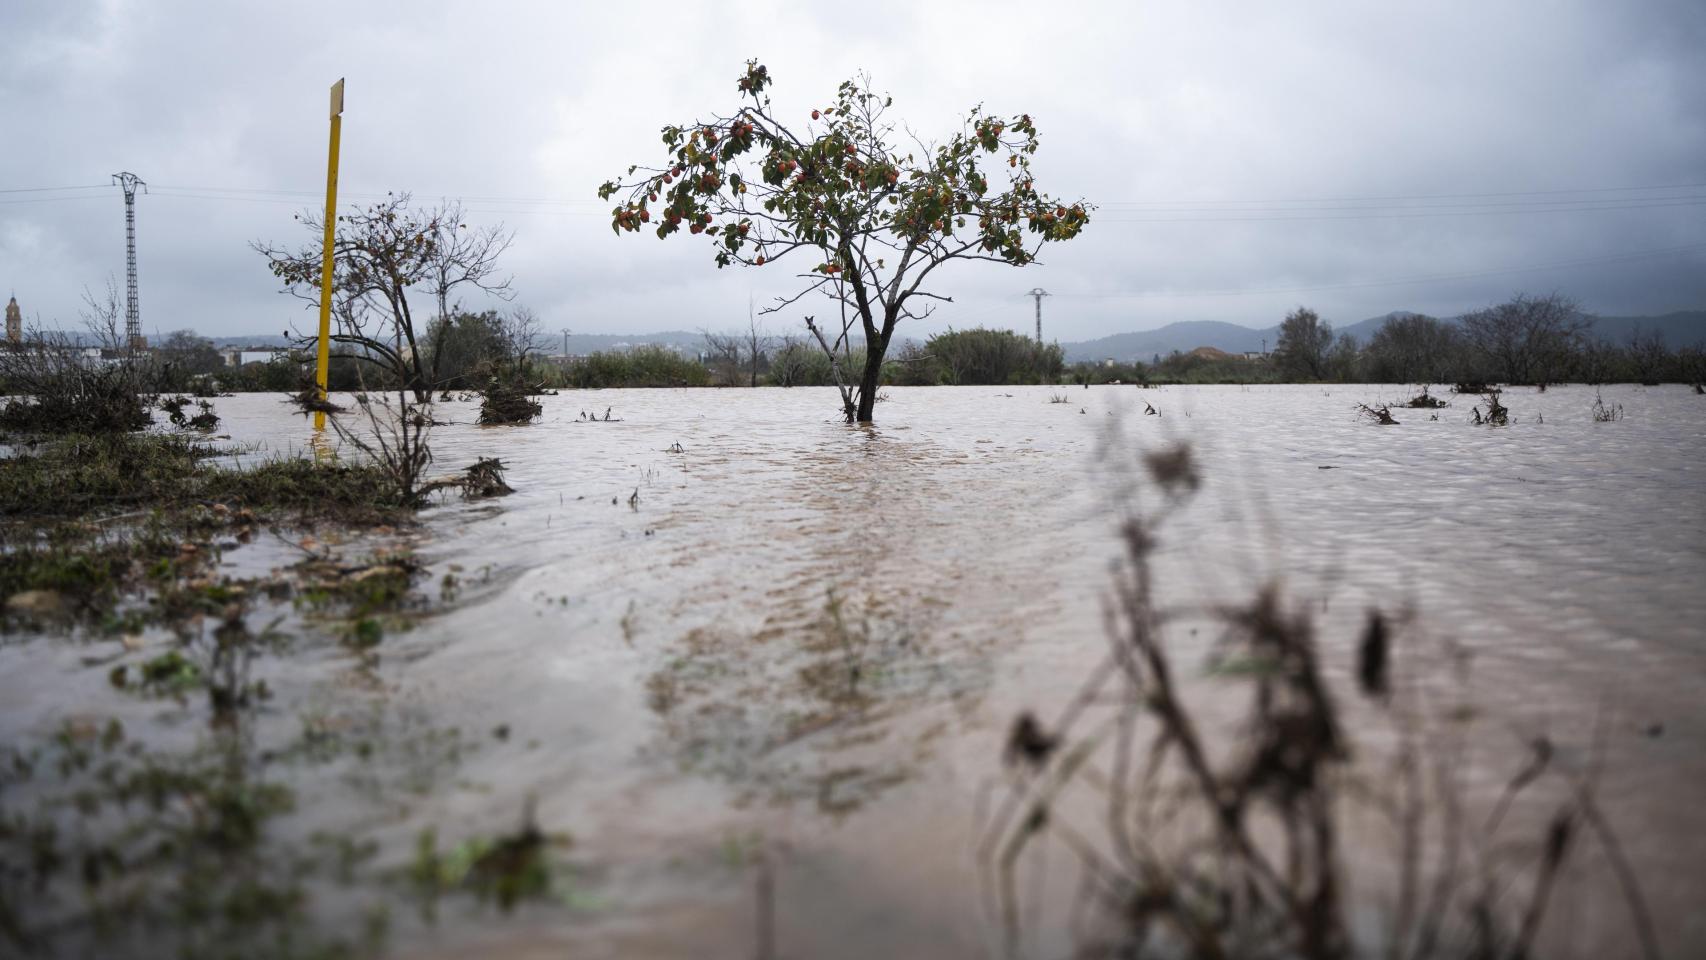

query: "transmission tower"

left=1026, top=287, right=1050, bottom=343
left=112, top=172, right=147, bottom=351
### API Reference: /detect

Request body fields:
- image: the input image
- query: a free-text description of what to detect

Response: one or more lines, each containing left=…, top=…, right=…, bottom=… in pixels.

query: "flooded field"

left=4, top=383, right=1704, bottom=958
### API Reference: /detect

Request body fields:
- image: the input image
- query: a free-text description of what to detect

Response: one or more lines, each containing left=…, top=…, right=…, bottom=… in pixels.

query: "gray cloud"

left=2, top=0, right=1702, bottom=342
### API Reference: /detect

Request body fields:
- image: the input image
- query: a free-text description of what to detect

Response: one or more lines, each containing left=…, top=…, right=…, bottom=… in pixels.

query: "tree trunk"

left=854, top=333, right=890, bottom=423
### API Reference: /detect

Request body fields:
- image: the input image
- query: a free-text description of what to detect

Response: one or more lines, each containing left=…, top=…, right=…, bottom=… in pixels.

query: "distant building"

left=5, top=295, right=20, bottom=344
left=223, top=349, right=290, bottom=367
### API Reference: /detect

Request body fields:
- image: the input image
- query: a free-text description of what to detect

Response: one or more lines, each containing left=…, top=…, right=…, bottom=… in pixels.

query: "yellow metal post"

left=314, top=78, right=345, bottom=431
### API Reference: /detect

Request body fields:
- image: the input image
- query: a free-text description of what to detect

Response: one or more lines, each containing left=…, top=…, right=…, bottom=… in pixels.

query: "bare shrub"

left=1591, top=390, right=1624, bottom=423
left=158, top=395, right=221, bottom=432
left=1403, top=387, right=1447, bottom=409
left=325, top=384, right=434, bottom=508
left=1472, top=390, right=1509, bottom=426
left=0, top=281, right=159, bottom=434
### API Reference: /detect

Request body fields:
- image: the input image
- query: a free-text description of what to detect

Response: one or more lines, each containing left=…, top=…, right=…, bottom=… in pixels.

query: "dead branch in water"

left=1472, top=390, right=1509, bottom=426
left=1358, top=402, right=1400, bottom=425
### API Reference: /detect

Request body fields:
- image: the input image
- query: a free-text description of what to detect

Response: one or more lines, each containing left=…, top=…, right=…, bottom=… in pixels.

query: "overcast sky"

left=3, top=0, right=1703, bottom=343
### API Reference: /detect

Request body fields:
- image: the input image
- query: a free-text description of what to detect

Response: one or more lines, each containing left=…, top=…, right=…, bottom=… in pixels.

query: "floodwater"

left=5, top=383, right=1705, bottom=957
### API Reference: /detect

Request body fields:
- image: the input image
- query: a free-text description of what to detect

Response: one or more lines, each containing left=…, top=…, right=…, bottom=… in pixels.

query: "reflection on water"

left=645, top=585, right=990, bottom=815
left=3, top=384, right=1704, bottom=957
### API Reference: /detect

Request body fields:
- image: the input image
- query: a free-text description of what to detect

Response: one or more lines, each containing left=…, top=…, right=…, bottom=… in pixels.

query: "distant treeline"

left=73, top=294, right=1702, bottom=395
left=684, top=326, right=1065, bottom=388
left=1074, top=294, right=1706, bottom=386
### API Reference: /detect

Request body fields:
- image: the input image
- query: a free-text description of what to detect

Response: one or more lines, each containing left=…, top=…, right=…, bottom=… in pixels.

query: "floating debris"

left=478, top=380, right=543, bottom=425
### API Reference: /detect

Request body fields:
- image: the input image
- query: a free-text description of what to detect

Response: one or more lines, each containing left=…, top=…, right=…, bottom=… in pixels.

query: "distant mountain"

left=1332, top=311, right=1427, bottom=343
left=1059, top=309, right=1705, bottom=362
left=1060, top=321, right=1274, bottom=363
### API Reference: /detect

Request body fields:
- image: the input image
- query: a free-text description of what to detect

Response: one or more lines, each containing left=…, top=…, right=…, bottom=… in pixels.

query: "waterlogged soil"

left=3, top=384, right=1704, bottom=958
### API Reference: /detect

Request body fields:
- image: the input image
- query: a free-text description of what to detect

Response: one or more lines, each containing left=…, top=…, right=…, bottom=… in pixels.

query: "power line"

left=0, top=183, right=110, bottom=195
left=0, top=193, right=113, bottom=205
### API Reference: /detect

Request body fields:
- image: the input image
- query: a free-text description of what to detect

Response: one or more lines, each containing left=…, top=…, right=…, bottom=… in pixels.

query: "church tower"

left=4, top=295, right=20, bottom=344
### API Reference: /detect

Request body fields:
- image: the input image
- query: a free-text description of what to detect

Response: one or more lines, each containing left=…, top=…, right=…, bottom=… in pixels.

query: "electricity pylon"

left=112, top=172, right=147, bottom=351
left=1026, top=287, right=1050, bottom=343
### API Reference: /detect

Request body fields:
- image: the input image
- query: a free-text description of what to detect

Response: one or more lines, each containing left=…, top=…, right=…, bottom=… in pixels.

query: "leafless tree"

left=699, top=329, right=745, bottom=386
left=498, top=305, right=543, bottom=376
left=744, top=310, right=772, bottom=388
left=254, top=193, right=513, bottom=402
left=768, top=333, right=815, bottom=387
left=423, top=200, right=515, bottom=386
left=0, top=278, right=160, bottom=432
left=1459, top=293, right=1589, bottom=386
left=1365, top=313, right=1461, bottom=383
left=1273, top=307, right=1334, bottom=380
left=701, top=309, right=775, bottom=387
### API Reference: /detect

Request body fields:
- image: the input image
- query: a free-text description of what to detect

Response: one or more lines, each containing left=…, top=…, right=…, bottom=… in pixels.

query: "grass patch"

left=0, top=435, right=416, bottom=632
left=0, top=433, right=407, bottom=523
left=199, top=456, right=409, bottom=519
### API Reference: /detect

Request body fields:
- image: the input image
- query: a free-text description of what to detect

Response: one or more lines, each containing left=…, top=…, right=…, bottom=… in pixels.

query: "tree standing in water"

left=1274, top=306, right=1334, bottom=381
left=600, top=61, right=1091, bottom=423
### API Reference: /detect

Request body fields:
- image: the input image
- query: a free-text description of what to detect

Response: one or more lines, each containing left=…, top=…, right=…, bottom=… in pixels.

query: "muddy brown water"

left=4, top=383, right=1704, bottom=957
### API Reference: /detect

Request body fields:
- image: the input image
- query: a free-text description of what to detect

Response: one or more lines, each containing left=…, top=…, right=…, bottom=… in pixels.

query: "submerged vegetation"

left=983, top=442, right=1659, bottom=960
left=1592, top=390, right=1625, bottom=423
left=1357, top=401, right=1400, bottom=425
left=2, top=395, right=539, bottom=957
left=0, top=432, right=418, bottom=636
left=1473, top=390, right=1511, bottom=426
left=477, top=377, right=544, bottom=425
